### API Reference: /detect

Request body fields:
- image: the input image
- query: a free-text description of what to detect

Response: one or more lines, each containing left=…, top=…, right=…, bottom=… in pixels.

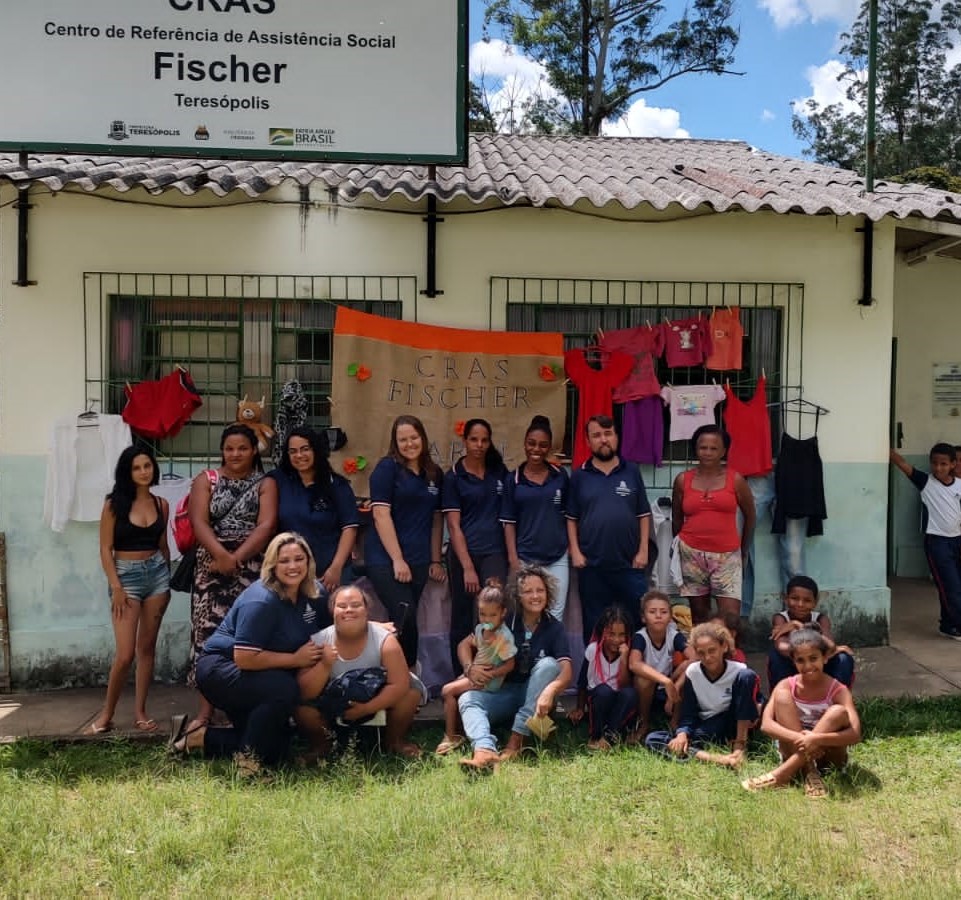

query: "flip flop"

left=166, top=714, right=188, bottom=754
left=85, top=721, right=113, bottom=736
left=741, top=772, right=780, bottom=792
left=434, top=735, right=465, bottom=756
left=804, top=768, right=828, bottom=799
left=134, top=719, right=158, bottom=733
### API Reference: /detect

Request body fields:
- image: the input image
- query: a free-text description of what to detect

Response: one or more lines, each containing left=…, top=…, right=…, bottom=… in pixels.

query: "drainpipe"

left=858, top=0, right=878, bottom=307
left=420, top=165, right=444, bottom=299
left=14, top=150, right=35, bottom=287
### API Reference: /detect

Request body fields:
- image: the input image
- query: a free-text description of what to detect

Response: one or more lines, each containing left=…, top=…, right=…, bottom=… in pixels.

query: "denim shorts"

left=111, top=551, right=170, bottom=601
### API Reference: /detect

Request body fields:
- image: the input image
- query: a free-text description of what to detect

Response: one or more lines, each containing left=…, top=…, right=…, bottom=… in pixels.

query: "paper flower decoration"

left=539, top=363, right=563, bottom=382
left=342, top=456, right=368, bottom=475
left=454, top=421, right=466, bottom=437
left=346, top=363, right=372, bottom=381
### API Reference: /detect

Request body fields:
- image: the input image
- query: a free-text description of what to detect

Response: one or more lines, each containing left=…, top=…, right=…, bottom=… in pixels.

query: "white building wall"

left=0, top=186, right=894, bottom=684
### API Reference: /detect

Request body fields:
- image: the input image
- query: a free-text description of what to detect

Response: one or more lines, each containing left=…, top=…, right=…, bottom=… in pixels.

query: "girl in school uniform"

left=645, top=621, right=761, bottom=768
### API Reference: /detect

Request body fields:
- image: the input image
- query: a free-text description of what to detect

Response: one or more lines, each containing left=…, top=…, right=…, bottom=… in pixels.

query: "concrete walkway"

left=1, top=577, right=959, bottom=743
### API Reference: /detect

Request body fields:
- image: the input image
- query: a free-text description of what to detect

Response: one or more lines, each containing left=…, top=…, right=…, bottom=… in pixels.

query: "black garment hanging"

left=772, top=433, right=827, bottom=536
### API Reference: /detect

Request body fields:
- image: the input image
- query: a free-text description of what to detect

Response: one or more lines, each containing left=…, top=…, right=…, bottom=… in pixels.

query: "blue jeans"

left=458, top=657, right=561, bottom=753
left=588, top=683, right=638, bottom=741
left=741, top=475, right=807, bottom=616
left=577, top=566, right=647, bottom=642
left=196, top=652, right=299, bottom=765
left=924, top=534, right=961, bottom=630
left=767, top=647, right=855, bottom=691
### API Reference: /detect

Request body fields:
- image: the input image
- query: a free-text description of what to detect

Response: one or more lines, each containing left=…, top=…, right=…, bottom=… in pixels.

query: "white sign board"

left=0, top=0, right=467, bottom=163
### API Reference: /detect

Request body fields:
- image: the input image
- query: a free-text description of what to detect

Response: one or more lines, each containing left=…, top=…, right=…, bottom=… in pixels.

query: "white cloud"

left=602, top=99, right=690, bottom=138
left=792, top=59, right=862, bottom=117
left=761, top=108, right=776, bottom=122
left=759, top=0, right=859, bottom=29
left=470, top=39, right=563, bottom=132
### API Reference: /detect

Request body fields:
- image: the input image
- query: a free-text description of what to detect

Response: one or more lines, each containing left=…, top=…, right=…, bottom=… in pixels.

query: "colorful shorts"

left=677, top=540, right=741, bottom=600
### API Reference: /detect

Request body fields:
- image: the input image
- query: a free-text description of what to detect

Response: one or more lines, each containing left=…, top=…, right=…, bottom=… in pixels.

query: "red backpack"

left=173, top=469, right=218, bottom=554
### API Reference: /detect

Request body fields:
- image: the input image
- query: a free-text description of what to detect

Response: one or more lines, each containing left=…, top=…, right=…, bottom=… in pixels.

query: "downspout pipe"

left=420, top=165, right=444, bottom=299
left=859, top=0, right=879, bottom=307
left=14, top=150, right=35, bottom=287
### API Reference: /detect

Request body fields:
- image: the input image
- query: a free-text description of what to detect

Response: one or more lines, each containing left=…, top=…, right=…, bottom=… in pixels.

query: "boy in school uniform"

left=890, top=444, right=961, bottom=640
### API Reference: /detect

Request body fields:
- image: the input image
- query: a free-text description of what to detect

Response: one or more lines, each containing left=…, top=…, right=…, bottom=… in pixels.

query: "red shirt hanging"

left=663, top=315, right=713, bottom=367
left=723, top=376, right=772, bottom=478
left=599, top=324, right=665, bottom=402
left=705, top=307, right=744, bottom=371
left=122, top=368, right=203, bottom=440
left=564, top=348, right=633, bottom=468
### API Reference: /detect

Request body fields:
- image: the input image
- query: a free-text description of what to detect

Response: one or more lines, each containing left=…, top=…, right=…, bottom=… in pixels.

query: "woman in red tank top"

left=672, top=425, right=756, bottom=624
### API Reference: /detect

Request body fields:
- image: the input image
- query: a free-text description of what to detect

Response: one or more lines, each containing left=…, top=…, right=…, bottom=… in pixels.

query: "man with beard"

left=567, top=415, right=652, bottom=642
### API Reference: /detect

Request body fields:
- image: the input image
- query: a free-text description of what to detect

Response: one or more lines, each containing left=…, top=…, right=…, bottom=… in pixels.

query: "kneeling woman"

left=298, top=584, right=423, bottom=758
left=459, top=564, right=573, bottom=770
left=171, top=533, right=326, bottom=773
left=645, top=621, right=761, bottom=768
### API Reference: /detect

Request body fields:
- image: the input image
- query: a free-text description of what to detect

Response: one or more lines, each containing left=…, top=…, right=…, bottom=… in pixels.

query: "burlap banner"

left=330, top=308, right=567, bottom=496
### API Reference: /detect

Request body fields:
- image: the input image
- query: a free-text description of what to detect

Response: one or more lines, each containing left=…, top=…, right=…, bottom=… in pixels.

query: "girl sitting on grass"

left=568, top=606, right=637, bottom=750
left=744, top=627, right=861, bottom=798
left=645, top=621, right=761, bottom=768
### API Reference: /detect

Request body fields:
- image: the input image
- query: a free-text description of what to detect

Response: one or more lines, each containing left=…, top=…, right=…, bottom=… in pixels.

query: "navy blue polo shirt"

left=567, top=457, right=651, bottom=569
left=203, top=580, right=324, bottom=657
left=365, top=456, right=442, bottom=567
left=269, top=470, right=359, bottom=573
left=500, top=463, right=569, bottom=563
left=504, top=612, right=571, bottom=684
left=442, top=459, right=507, bottom=556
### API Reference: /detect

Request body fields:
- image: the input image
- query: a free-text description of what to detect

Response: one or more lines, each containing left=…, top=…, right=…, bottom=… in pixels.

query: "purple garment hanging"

left=621, top=396, right=663, bottom=466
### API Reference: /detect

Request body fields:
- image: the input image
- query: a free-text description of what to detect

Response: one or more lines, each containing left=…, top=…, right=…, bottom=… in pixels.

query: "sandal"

left=233, top=751, right=263, bottom=779
left=434, top=735, right=465, bottom=756
left=804, top=767, right=828, bottom=799
left=134, top=719, right=158, bottom=733
left=85, top=720, right=113, bottom=736
left=741, top=772, right=781, bottom=792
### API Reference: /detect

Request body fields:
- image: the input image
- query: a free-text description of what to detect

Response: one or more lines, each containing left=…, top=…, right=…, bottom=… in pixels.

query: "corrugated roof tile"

left=2, top=134, right=961, bottom=223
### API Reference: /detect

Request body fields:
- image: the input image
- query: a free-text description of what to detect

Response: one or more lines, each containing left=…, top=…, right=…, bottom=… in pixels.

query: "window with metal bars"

left=85, top=273, right=412, bottom=469
left=495, top=277, right=804, bottom=487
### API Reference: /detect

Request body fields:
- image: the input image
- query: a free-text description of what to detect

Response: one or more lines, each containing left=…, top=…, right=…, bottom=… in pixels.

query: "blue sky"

left=467, top=0, right=866, bottom=159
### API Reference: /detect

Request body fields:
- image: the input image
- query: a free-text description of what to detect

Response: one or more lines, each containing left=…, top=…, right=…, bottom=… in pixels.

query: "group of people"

left=88, top=411, right=860, bottom=793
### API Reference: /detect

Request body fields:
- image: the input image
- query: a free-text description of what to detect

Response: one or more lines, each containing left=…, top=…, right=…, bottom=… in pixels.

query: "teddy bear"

left=235, top=395, right=275, bottom=455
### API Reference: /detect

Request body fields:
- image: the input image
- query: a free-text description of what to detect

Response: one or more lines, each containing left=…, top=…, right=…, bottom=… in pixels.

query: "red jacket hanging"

left=122, top=368, right=203, bottom=440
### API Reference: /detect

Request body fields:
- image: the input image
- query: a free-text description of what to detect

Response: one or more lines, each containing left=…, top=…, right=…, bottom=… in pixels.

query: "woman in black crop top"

left=89, top=445, right=171, bottom=735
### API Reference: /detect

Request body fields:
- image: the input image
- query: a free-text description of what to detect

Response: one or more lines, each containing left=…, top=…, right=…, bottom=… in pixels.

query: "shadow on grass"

left=857, top=695, right=961, bottom=738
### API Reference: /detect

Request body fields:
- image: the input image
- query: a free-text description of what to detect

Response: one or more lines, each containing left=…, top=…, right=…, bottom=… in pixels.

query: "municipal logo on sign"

left=194, top=124, right=210, bottom=141
left=614, top=480, right=632, bottom=497
left=107, top=120, right=129, bottom=141
left=269, top=128, right=294, bottom=146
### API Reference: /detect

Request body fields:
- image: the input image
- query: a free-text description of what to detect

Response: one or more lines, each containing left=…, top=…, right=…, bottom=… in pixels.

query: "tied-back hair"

left=107, top=443, right=160, bottom=524
left=591, top=606, right=631, bottom=684
left=220, top=423, right=264, bottom=472
left=388, top=415, right=441, bottom=483
left=463, top=418, right=505, bottom=472
left=689, top=621, right=735, bottom=656
left=279, top=426, right=334, bottom=504
left=789, top=627, right=830, bottom=656
left=526, top=415, right=552, bottom=441
left=328, top=582, right=372, bottom=615
left=260, top=532, right=320, bottom=601
left=477, top=577, right=507, bottom=609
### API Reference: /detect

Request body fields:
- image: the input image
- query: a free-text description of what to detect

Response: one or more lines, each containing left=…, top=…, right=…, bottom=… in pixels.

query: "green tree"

left=481, top=0, right=740, bottom=135
left=793, top=0, right=961, bottom=177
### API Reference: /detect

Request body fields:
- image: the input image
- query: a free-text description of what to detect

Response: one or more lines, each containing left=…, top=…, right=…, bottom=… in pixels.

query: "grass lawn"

left=2, top=695, right=960, bottom=899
